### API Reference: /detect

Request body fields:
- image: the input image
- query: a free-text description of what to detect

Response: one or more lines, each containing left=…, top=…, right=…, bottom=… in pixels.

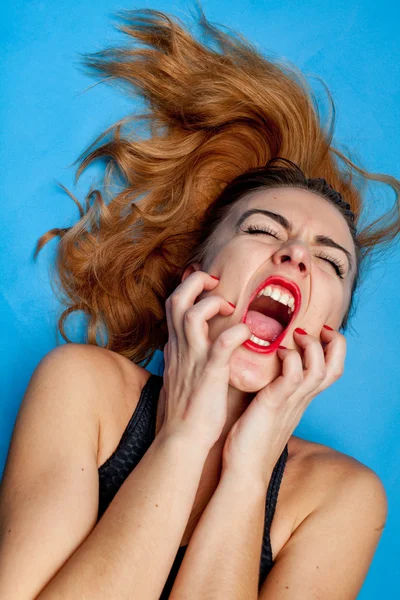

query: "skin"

left=152, top=186, right=357, bottom=545
left=157, top=186, right=356, bottom=442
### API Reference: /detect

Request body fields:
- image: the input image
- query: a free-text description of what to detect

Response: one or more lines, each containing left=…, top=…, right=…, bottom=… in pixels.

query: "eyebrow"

left=235, top=208, right=354, bottom=273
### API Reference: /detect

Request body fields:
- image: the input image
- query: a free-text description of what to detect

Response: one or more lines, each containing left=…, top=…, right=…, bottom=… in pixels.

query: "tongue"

left=245, top=310, right=285, bottom=342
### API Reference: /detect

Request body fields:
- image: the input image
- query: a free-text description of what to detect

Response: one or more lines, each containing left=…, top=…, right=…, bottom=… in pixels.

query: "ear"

left=181, top=263, right=202, bottom=283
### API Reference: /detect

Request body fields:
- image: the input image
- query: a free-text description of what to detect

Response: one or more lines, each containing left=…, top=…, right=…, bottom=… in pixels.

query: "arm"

left=257, top=465, right=388, bottom=600
left=0, top=344, right=210, bottom=600
left=170, top=469, right=269, bottom=600
left=169, top=457, right=388, bottom=600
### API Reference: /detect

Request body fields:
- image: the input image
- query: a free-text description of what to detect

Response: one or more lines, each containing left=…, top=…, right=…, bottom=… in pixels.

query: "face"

left=182, top=187, right=357, bottom=393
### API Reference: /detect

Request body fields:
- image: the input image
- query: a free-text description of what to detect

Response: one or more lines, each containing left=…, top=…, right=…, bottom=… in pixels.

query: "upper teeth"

left=256, top=285, right=296, bottom=313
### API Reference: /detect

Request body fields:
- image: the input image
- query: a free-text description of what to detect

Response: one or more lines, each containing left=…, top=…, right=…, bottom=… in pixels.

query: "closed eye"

left=316, top=252, right=346, bottom=279
left=244, top=225, right=280, bottom=239
left=244, top=225, right=346, bottom=279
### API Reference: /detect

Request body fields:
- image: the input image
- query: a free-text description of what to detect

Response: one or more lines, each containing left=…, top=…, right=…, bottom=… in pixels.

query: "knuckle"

left=290, top=371, right=303, bottom=386
left=184, top=308, right=196, bottom=322
left=314, top=368, right=326, bottom=383
left=218, top=332, right=233, bottom=349
left=331, top=367, right=344, bottom=380
left=190, top=271, right=204, bottom=285
left=170, top=293, right=181, bottom=307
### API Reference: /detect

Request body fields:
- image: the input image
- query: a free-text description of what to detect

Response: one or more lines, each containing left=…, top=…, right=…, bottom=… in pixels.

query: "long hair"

left=187, top=156, right=361, bottom=332
left=33, top=9, right=400, bottom=366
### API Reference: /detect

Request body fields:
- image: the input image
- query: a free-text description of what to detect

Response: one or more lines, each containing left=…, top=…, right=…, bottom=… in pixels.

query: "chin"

left=229, top=350, right=280, bottom=393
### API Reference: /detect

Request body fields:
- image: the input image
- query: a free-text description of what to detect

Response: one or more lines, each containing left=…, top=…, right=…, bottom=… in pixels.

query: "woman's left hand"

left=221, top=325, right=346, bottom=487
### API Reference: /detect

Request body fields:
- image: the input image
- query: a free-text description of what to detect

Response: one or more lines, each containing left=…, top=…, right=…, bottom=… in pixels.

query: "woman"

left=0, top=8, right=397, bottom=600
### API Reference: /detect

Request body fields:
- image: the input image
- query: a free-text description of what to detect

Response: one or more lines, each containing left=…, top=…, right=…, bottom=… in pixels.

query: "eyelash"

left=244, top=224, right=346, bottom=279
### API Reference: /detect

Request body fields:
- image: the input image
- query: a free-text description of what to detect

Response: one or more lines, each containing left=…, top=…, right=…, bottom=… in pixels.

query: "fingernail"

left=295, top=328, right=307, bottom=335
left=323, top=324, right=334, bottom=331
left=228, top=301, right=236, bottom=309
left=210, top=275, right=220, bottom=280
left=278, top=345, right=287, bottom=350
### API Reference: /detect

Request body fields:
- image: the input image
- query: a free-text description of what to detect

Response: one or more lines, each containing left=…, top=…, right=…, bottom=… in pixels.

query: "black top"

left=97, top=373, right=289, bottom=597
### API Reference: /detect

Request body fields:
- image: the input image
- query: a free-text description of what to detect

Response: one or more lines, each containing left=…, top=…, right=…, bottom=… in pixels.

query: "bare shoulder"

left=42, top=343, right=151, bottom=468
left=47, top=342, right=148, bottom=380
left=72, top=345, right=152, bottom=468
left=43, top=343, right=149, bottom=406
left=270, top=434, right=387, bottom=562
left=267, top=433, right=389, bottom=582
left=0, top=343, right=152, bottom=599
left=287, top=435, right=387, bottom=528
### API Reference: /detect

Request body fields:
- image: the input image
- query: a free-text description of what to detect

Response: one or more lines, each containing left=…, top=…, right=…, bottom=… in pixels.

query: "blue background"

left=1, top=1, right=399, bottom=597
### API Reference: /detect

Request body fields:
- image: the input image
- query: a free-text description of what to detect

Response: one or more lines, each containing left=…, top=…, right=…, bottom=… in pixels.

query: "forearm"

left=170, top=470, right=269, bottom=600
left=36, top=431, right=210, bottom=600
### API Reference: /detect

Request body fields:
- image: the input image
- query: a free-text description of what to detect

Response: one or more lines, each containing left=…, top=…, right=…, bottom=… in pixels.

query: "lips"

left=240, top=275, right=302, bottom=354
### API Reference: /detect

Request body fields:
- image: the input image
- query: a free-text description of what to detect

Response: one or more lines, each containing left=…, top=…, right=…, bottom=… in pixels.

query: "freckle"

left=316, top=565, right=320, bottom=569
left=8, top=529, right=11, bottom=533
left=285, top=586, right=289, bottom=589
left=155, top=504, right=159, bottom=507
left=81, top=468, right=84, bottom=471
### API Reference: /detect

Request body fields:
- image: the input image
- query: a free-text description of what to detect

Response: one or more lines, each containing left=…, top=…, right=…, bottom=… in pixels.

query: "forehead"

left=229, top=187, right=354, bottom=246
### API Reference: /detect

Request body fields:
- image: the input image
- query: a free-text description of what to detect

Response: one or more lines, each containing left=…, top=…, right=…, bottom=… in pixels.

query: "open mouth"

left=240, top=275, right=301, bottom=354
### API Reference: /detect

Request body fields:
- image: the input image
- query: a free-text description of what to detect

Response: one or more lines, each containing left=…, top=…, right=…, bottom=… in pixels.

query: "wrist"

left=220, top=466, right=267, bottom=498
left=221, top=462, right=273, bottom=494
left=156, top=422, right=213, bottom=459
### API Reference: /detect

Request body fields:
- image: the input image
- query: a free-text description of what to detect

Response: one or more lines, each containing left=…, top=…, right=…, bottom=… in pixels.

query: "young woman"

left=0, top=9, right=398, bottom=600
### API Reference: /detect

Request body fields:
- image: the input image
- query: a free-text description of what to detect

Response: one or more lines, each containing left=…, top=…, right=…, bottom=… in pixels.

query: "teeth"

left=270, top=288, right=281, bottom=301
left=280, top=293, right=290, bottom=306
left=256, top=284, right=296, bottom=312
left=250, top=334, right=271, bottom=347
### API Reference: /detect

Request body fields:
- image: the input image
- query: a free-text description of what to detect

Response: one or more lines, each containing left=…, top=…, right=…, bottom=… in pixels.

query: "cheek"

left=305, top=285, right=345, bottom=330
left=210, top=241, right=269, bottom=277
left=307, top=299, right=328, bottom=321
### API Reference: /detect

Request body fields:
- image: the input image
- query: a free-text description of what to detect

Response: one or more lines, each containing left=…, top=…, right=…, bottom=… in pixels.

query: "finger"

left=258, top=347, right=304, bottom=409
left=207, top=323, right=252, bottom=370
left=183, top=295, right=235, bottom=352
left=163, top=340, right=170, bottom=363
left=319, top=326, right=346, bottom=386
left=165, top=296, right=177, bottom=348
left=166, top=271, right=220, bottom=347
left=293, top=328, right=327, bottom=393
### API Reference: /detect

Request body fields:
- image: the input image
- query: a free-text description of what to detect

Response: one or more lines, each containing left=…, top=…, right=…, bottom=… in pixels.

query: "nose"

left=271, top=241, right=311, bottom=276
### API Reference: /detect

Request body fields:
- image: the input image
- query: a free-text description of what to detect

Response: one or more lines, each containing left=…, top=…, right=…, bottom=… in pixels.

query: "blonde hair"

left=34, top=8, right=400, bottom=366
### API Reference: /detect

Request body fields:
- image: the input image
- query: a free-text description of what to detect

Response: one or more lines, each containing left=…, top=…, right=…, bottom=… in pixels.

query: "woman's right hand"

left=159, top=271, right=251, bottom=451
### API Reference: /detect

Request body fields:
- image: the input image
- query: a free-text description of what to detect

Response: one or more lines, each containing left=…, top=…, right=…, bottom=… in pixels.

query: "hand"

left=159, top=270, right=252, bottom=451
left=221, top=326, right=346, bottom=487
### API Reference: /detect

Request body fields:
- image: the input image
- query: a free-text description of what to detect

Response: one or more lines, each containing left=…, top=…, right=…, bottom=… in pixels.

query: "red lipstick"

left=240, top=275, right=302, bottom=354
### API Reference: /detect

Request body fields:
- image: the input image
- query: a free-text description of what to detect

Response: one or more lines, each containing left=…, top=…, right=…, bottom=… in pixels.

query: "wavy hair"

left=187, top=156, right=361, bottom=332
left=34, top=8, right=400, bottom=366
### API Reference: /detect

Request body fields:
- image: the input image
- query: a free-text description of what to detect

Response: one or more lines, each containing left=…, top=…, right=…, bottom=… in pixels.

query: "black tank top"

left=97, top=373, right=289, bottom=597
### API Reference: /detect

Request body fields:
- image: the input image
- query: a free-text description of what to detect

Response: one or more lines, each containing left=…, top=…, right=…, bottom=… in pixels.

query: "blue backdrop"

left=1, top=1, right=399, bottom=597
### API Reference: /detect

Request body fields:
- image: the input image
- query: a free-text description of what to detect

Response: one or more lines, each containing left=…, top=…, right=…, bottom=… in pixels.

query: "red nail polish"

left=323, top=324, right=334, bottom=331
left=228, top=301, right=236, bottom=309
left=295, top=328, right=307, bottom=335
left=278, top=345, right=287, bottom=350
left=210, top=275, right=220, bottom=280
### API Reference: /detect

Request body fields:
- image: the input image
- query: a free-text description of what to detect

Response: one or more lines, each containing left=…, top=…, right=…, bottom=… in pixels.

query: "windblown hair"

left=34, top=8, right=400, bottom=366
left=188, top=157, right=361, bottom=332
